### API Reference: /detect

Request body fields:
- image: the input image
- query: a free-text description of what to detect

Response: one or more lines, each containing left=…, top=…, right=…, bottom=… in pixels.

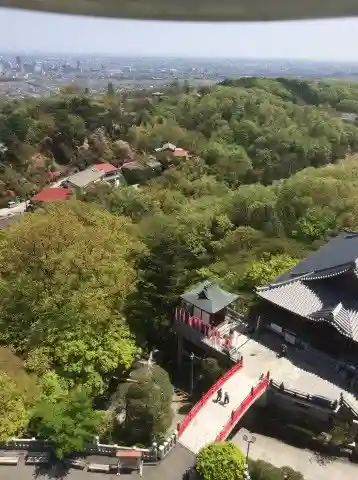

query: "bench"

left=25, top=452, right=50, bottom=465
left=0, top=456, right=19, bottom=465
left=88, top=463, right=110, bottom=473
left=64, top=458, right=86, bottom=470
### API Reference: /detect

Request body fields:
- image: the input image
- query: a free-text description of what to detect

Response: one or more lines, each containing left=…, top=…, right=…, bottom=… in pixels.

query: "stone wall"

left=267, top=380, right=338, bottom=423
left=6, top=430, right=179, bottom=464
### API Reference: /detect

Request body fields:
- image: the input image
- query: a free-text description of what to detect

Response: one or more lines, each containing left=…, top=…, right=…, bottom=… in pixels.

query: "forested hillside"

left=1, top=78, right=358, bottom=454
left=1, top=78, right=358, bottom=202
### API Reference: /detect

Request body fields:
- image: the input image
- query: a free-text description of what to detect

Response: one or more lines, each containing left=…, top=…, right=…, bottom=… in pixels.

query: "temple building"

left=256, top=231, right=358, bottom=370
left=174, top=280, right=243, bottom=364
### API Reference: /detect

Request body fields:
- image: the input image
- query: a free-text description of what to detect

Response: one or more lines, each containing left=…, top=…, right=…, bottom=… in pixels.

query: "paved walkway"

left=237, top=331, right=358, bottom=408
left=0, top=446, right=195, bottom=480
left=233, top=428, right=358, bottom=479
left=179, top=368, right=263, bottom=454
left=178, top=329, right=358, bottom=456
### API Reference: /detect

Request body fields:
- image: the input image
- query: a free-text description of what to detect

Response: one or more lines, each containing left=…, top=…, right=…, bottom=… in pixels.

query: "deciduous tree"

left=241, top=253, right=298, bottom=290
left=0, top=202, right=142, bottom=392
left=33, top=387, right=102, bottom=458
left=0, top=373, right=30, bottom=442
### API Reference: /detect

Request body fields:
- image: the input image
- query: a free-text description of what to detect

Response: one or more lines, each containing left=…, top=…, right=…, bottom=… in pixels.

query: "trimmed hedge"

left=248, top=459, right=304, bottom=480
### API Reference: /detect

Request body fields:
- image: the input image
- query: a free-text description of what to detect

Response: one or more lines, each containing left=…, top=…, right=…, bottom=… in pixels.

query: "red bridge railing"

left=215, top=372, right=270, bottom=442
left=178, top=358, right=244, bottom=438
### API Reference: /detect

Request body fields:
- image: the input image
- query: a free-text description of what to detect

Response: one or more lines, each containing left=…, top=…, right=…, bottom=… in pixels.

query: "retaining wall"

left=5, top=430, right=179, bottom=464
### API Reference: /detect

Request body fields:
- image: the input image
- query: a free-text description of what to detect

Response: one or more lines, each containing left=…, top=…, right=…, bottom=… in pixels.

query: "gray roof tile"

left=258, top=277, right=358, bottom=342
left=67, top=168, right=104, bottom=188
left=181, top=281, right=238, bottom=314
left=277, top=232, right=358, bottom=282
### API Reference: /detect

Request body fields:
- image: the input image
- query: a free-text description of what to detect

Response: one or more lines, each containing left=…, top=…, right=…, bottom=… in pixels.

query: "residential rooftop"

left=155, top=142, right=176, bottom=152
left=173, top=148, right=188, bottom=157
left=32, top=187, right=72, bottom=203
left=66, top=167, right=104, bottom=188
left=94, top=163, right=119, bottom=174
left=121, top=161, right=145, bottom=171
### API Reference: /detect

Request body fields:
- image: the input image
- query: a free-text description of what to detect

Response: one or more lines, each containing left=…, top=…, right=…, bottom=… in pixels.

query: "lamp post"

left=243, top=433, right=256, bottom=464
left=243, top=463, right=251, bottom=480
left=190, top=352, right=194, bottom=396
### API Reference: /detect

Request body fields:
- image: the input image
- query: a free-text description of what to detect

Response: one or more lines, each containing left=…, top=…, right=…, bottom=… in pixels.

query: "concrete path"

left=0, top=446, right=195, bottom=480
left=0, top=175, right=69, bottom=218
left=233, top=428, right=358, bottom=480
left=179, top=328, right=358, bottom=456
left=0, top=201, right=27, bottom=218
left=237, top=332, right=358, bottom=409
left=179, top=368, right=262, bottom=454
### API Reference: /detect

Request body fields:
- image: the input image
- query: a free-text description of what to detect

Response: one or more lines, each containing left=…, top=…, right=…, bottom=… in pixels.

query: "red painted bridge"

left=177, top=359, right=270, bottom=453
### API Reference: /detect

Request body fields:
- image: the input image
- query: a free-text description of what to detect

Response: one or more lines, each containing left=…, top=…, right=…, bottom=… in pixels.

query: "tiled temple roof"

left=258, top=277, right=358, bottom=342
left=257, top=232, right=358, bottom=343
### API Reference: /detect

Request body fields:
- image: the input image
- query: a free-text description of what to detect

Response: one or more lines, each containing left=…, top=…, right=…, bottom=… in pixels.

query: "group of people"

left=215, top=387, right=230, bottom=405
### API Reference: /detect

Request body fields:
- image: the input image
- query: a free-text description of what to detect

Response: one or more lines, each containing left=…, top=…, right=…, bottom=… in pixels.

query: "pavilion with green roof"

left=180, top=280, right=238, bottom=326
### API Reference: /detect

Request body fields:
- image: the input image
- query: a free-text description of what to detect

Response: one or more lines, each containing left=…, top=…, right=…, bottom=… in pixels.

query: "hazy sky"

left=1, top=8, right=358, bottom=60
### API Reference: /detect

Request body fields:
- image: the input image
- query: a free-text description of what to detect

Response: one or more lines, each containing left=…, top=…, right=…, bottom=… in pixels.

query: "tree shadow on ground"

left=178, top=402, right=194, bottom=415
left=253, top=330, right=358, bottom=399
left=32, top=461, right=70, bottom=479
left=309, top=451, right=337, bottom=467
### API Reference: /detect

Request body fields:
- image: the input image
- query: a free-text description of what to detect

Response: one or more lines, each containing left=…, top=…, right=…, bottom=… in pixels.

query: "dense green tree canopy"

left=0, top=202, right=142, bottom=392
left=196, top=442, right=246, bottom=480
left=241, top=253, right=298, bottom=290
left=33, top=387, right=102, bottom=458
left=113, top=364, right=173, bottom=445
left=198, top=358, right=225, bottom=394
left=0, top=348, right=39, bottom=442
left=0, top=373, right=30, bottom=442
left=1, top=78, right=358, bottom=459
left=1, top=77, right=358, bottom=199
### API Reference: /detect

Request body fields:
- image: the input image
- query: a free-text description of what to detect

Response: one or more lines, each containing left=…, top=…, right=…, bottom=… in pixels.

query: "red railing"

left=215, top=373, right=270, bottom=442
left=174, top=307, right=234, bottom=349
left=178, top=358, right=243, bottom=438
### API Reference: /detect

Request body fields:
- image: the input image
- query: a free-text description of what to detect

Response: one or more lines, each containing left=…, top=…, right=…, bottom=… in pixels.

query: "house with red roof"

left=62, top=163, right=123, bottom=191
left=93, top=163, right=119, bottom=174
left=173, top=148, right=189, bottom=159
left=93, top=163, right=123, bottom=186
left=30, top=187, right=73, bottom=205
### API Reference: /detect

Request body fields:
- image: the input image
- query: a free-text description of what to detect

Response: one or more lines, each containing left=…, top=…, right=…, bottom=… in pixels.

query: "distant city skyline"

left=2, top=54, right=358, bottom=64
left=1, top=8, right=358, bottom=60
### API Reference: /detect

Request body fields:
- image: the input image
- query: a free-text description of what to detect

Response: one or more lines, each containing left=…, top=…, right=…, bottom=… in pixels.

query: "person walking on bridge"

left=215, top=387, right=223, bottom=403
left=223, top=391, right=230, bottom=405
